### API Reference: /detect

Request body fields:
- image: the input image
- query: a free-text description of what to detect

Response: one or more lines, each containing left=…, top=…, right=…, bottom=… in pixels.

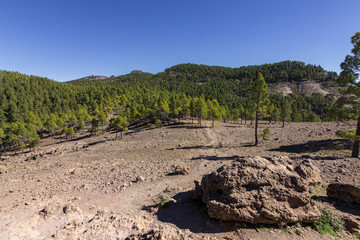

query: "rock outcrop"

left=327, top=183, right=360, bottom=205
left=192, top=156, right=321, bottom=225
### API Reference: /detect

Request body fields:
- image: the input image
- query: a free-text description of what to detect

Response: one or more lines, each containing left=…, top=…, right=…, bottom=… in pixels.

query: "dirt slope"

left=0, top=121, right=358, bottom=239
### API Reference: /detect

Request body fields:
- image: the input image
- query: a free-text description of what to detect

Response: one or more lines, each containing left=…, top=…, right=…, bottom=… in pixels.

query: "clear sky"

left=0, top=0, right=359, bottom=82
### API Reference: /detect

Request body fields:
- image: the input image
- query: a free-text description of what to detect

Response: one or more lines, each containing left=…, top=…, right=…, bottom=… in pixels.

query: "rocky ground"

left=0, top=120, right=359, bottom=239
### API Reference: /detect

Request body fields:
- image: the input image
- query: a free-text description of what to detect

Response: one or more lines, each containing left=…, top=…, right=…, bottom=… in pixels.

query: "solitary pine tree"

left=251, top=73, right=270, bottom=146
left=281, top=98, right=292, bottom=127
left=336, top=32, right=360, bottom=157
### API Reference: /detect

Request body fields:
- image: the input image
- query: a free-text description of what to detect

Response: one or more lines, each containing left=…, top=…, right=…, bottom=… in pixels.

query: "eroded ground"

left=0, top=121, right=358, bottom=239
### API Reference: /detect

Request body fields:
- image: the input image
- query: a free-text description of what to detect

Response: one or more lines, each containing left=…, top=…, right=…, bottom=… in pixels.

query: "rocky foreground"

left=0, top=121, right=359, bottom=239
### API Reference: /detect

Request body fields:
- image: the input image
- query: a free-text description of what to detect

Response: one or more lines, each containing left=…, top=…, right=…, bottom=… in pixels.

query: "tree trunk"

left=212, top=119, right=215, bottom=128
left=115, top=131, right=118, bottom=139
left=254, top=111, right=258, bottom=146
left=120, top=131, right=123, bottom=140
left=282, top=119, right=285, bottom=128
left=351, top=117, right=360, bottom=158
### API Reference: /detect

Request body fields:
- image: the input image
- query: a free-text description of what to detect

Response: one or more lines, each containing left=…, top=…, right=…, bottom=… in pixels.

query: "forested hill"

left=0, top=61, right=344, bottom=153
left=158, top=61, right=338, bottom=84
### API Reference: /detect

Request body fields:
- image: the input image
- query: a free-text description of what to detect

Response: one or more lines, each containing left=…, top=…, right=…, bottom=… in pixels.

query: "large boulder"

left=192, top=156, right=321, bottom=225
left=327, top=183, right=360, bottom=205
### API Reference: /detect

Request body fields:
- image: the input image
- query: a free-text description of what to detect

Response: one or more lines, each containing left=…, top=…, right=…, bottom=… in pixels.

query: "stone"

left=0, top=165, right=8, bottom=174
left=191, top=156, right=321, bottom=225
left=327, top=183, right=360, bottom=205
left=136, top=176, right=145, bottom=182
left=295, top=159, right=322, bottom=186
left=174, top=164, right=190, bottom=175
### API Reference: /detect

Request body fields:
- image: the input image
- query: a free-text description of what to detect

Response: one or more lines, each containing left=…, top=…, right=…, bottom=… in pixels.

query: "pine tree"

left=68, top=127, right=75, bottom=139
left=251, top=73, right=270, bottom=146
left=196, top=96, right=208, bottom=127
left=281, top=98, right=292, bottom=127
left=189, top=98, right=196, bottom=124
left=112, top=116, right=129, bottom=139
left=97, top=112, right=109, bottom=132
left=336, top=32, right=360, bottom=157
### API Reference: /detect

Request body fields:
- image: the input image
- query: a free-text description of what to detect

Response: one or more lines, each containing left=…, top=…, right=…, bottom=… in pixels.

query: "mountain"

left=68, top=70, right=153, bottom=84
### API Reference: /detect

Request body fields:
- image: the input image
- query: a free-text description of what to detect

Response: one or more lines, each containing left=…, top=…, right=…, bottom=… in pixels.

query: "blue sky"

left=0, top=0, right=359, bottom=82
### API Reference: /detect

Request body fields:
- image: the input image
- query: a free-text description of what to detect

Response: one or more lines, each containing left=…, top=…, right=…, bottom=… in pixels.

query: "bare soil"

left=0, top=121, right=359, bottom=239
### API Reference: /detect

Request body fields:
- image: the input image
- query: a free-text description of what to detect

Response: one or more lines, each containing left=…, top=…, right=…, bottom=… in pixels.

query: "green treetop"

left=251, top=73, right=270, bottom=145
left=336, top=32, right=360, bottom=157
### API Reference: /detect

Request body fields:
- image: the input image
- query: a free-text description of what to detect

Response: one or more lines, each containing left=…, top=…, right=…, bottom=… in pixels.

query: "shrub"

left=313, top=207, right=344, bottom=237
left=155, top=119, right=162, bottom=127
left=259, top=127, right=270, bottom=140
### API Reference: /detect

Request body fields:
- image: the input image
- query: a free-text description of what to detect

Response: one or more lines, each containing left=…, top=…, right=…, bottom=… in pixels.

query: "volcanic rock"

left=295, top=159, right=322, bottom=186
left=327, top=183, right=360, bottom=205
left=174, top=164, right=190, bottom=175
left=192, top=156, right=321, bottom=225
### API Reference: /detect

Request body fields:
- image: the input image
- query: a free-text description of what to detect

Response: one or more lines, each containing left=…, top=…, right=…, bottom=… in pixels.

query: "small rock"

left=174, top=164, right=190, bottom=175
left=0, top=165, right=8, bottom=174
left=136, top=176, right=145, bottom=182
left=295, top=229, right=302, bottom=236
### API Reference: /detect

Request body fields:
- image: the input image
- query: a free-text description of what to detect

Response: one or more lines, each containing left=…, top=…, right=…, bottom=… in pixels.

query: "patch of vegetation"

left=313, top=207, right=344, bottom=237
left=259, top=227, right=271, bottom=232
left=158, top=199, right=171, bottom=208
left=309, top=185, right=326, bottom=196
left=157, top=192, right=172, bottom=208
left=259, top=127, right=270, bottom=140
left=353, top=231, right=360, bottom=237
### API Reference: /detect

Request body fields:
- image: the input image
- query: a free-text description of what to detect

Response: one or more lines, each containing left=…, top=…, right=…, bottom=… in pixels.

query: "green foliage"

left=195, top=96, right=208, bottom=126
left=89, top=117, right=99, bottom=134
left=67, top=127, right=75, bottom=139
left=313, top=208, right=344, bottom=237
left=259, top=127, right=270, bottom=140
left=154, top=119, right=162, bottom=127
left=157, top=192, right=172, bottom=208
left=309, top=185, right=326, bottom=196
left=0, top=60, right=344, bottom=153
left=112, top=116, right=129, bottom=139
left=18, top=141, right=26, bottom=151
left=252, top=73, right=270, bottom=145
left=336, top=129, right=360, bottom=141
left=29, top=135, right=40, bottom=149
left=335, top=32, right=360, bottom=157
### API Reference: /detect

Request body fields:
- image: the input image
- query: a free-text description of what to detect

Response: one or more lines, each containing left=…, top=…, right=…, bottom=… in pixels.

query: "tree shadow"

left=269, top=139, right=351, bottom=154
left=154, top=191, right=250, bottom=233
left=191, top=155, right=240, bottom=161
left=167, top=145, right=214, bottom=150
left=167, top=125, right=207, bottom=129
